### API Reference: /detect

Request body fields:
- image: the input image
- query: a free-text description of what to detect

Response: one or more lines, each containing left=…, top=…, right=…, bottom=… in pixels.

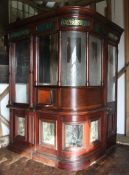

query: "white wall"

left=0, top=84, right=9, bottom=136
left=112, top=0, right=125, bottom=134
left=96, top=1, right=106, bottom=16
left=96, top=0, right=125, bottom=134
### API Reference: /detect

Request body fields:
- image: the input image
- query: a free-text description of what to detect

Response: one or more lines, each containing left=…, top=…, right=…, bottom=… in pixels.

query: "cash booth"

left=7, top=6, right=123, bottom=171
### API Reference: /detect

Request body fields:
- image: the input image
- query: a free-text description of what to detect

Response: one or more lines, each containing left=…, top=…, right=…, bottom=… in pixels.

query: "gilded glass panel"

left=40, top=121, right=55, bottom=145
left=65, top=124, right=83, bottom=148
left=17, top=117, right=25, bottom=136
left=90, top=120, right=99, bottom=143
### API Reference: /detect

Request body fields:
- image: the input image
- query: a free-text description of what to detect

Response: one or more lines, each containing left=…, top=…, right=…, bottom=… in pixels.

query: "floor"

left=117, top=134, right=129, bottom=145
left=0, top=144, right=129, bottom=175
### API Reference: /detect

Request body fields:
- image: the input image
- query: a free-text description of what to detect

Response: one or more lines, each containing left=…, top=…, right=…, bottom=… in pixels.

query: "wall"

left=96, top=0, right=125, bottom=134
left=0, top=0, right=9, bottom=147
left=0, top=0, right=8, bottom=36
left=112, top=0, right=125, bottom=135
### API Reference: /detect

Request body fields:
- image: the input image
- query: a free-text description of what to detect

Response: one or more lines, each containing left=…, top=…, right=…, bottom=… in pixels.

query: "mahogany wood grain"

left=7, top=6, right=123, bottom=171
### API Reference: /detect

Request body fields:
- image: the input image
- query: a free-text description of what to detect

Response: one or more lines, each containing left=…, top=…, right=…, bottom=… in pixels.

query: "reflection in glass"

left=40, top=121, right=55, bottom=145
left=17, top=117, right=25, bottom=136
left=61, top=31, right=86, bottom=86
left=65, top=124, right=83, bottom=148
left=107, top=45, right=116, bottom=102
left=38, top=34, right=58, bottom=85
left=90, top=120, right=99, bottom=143
left=15, top=40, right=29, bottom=103
left=89, top=36, right=101, bottom=86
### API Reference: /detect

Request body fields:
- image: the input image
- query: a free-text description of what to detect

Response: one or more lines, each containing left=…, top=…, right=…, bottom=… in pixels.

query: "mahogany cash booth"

left=7, top=6, right=123, bottom=171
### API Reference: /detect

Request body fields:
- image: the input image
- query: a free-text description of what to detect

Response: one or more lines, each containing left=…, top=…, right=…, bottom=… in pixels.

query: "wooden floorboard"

left=0, top=144, right=129, bottom=175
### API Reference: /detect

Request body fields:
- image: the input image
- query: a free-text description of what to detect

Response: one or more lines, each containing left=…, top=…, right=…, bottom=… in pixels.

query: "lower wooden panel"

left=8, top=107, right=116, bottom=171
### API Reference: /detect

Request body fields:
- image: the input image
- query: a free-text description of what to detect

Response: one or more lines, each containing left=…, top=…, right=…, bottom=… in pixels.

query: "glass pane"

left=17, top=117, right=25, bottom=136
left=40, top=122, right=55, bottom=145
left=89, top=36, right=102, bottom=86
left=65, top=124, right=83, bottom=148
left=18, top=2, right=22, bottom=11
left=107, top=45, right=116, bottom=102
left=61, top=31, right=86, bottom=86
left=29, top=6, right=34, bottom=15
left=90, top=120, right=99, bottom=143
left=38, top=34, right=58, bottom=85
left=15, top=40, right=29, bottom=103
left=25, top=4, right=29, bottom=12
left=12, top=1, right=17, bottom=8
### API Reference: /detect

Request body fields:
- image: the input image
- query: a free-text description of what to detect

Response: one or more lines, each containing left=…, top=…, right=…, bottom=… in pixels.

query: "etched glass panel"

left=65, top=124, right=83, bottom=148
left=90, top=120, right=99, bottom=143
left=89, top=36, right=102, bottom=86
left=38, top=33, right=58, bottom=85
left=15, top=40, right=29, bottom=103
left=107, top=45, right=116, bottom=102
left=17, top=117, right=25, bottom=136
left=61, top=31, right=86, bottom=86
left=40, top=122, right=55, bottom=145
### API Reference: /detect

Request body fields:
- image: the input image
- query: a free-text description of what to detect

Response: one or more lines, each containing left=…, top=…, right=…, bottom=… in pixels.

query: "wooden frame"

left=124, top=0, right=129, bottom=136
left=7, top=6, right=123, bottom=171
left=39, top=119, right=57, bottom=148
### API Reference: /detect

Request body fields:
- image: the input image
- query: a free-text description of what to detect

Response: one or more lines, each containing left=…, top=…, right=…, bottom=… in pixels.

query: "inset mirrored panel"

left=89, top=36, right=102, bottom=86
left=15, top=40, right=29, bottom=103
left=90, top=120, right=99, bottom=143
left=17, top=117, right=25, bottom=136
left=107, top=45, right=116, bottom=102
left=61, top=31, right=86, bottom=86
left=40, top=121, right=55, bottom=146
left=65, top=124, right=83, bottom=148
left=38, top=33, right=58, bottom=85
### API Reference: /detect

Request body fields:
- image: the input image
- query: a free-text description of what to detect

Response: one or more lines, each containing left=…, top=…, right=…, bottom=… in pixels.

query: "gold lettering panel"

left=61, top=18, right=90, bottom=27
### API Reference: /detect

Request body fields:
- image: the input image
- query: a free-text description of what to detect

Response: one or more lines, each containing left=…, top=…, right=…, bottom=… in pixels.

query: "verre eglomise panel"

left=89, top=36, right=102, bottom=86
left=15, top=40, right=29, bottom=103
left=38, top=33, right=58, bottom=85
left=40, top=121, right=55, bottom=146
left=17, top=117, right=25, bottom=136
left=61, top=31, right=86, bottom=86
left=107, top=45, right=116, bottom=102
left=90, top=120, right=99, bottom=143
left=65, top=124, right=83, bottom=148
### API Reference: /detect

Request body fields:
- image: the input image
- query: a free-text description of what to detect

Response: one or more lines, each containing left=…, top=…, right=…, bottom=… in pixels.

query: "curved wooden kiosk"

left=7, top=6, right=123, bottom=171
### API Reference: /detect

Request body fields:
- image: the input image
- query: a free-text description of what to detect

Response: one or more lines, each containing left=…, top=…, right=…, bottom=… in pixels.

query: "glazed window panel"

left=65, top=124, right=83, bottom=148
left=17, top=117, right=25, bottom=136
left=107, top=45, right=116, bottom=102
left=90, top=120, right=99, bottom=143
left=15, top=40, right=29, bottom=103
left=38, top=33, right=58, bottom=85
left=40, top=121, right=55, bottom=146
left=61, top=31, right=86, bottom=86
left=89, top=36, right=102, bottom=86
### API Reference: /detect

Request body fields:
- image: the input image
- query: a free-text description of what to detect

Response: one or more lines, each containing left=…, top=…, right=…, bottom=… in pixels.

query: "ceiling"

left=22, top=0, right=105, bottom=12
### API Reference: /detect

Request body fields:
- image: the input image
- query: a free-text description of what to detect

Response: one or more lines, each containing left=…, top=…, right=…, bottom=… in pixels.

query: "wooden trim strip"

left=0, top=86, right=9, bottom=101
